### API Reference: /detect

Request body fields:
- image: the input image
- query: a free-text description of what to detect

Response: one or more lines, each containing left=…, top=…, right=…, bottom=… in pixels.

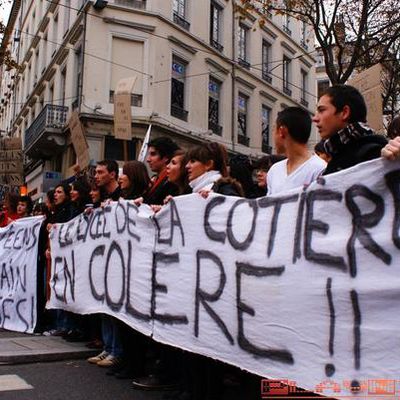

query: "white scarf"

left=189, top=170, right=222, bottom=193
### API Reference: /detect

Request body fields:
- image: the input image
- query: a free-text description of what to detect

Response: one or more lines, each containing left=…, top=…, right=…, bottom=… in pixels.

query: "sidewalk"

left=0, top=330, right=97, bottom=364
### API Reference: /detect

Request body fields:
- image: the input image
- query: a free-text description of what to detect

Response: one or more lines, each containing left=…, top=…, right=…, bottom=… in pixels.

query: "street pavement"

left=0, top=330, right=249, bottom=400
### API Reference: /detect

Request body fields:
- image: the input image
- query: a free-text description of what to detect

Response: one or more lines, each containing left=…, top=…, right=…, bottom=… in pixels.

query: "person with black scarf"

left=313, top=84, right=388, bottom=175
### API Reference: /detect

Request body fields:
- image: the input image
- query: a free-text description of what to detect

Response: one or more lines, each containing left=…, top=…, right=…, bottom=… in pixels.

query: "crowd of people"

left=1, top=84, right=400, bottom=399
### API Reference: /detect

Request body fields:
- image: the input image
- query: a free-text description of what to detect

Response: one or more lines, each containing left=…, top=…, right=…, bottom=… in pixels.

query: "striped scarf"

left=323, top=122, right=375, bottom=156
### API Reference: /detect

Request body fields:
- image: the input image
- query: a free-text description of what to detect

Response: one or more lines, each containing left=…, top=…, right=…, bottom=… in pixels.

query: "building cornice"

left=259, top=90, right=277, bottom=103
left=205, top=58, right=230, bottom=75
left=281, top=41, right=296, bottom=55
left=235, top=76, right=256, bottom=90
left=168, top=36, right=198, bottom=54
left=103, top=17, right=156, bottom=32
left=299, top=56, right=312, bottom=69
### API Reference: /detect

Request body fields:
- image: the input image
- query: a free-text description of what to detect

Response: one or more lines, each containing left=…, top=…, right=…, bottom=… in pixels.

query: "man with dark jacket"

left=144, top=137, right=179, bottom=205
left=313, top=84, right=387, bottom=175
left=95, top=159, right=121, bottom=201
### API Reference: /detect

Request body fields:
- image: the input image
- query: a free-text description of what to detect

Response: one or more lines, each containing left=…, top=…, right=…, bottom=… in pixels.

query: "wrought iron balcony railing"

left=283, top=86, right=292, bottom=96
left=301, top=98, right=309, bottom=108
left=25, top=104, right=68, bottom=151
left=238, top=58, right=251, bottom=69
left=262, top=71, right=272, bottom=83
left=173, top=13, right=190, bottom=30
left=238, top=134, right=250, bottom=147
left=208, top=120, right=222, bottom=136
left=211, top=40, right=224, bottom=53
left=171, top=104, right=188, bottom=121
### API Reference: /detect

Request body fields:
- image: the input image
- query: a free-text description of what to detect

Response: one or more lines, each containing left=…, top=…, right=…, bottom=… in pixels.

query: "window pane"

left=209, top=78, right=221, bottom=126
left=172, top=58, right=186, bottom=81
left=209, top=78, right=220, bottom=99
left=238, top=25, right=247, bottom=60
left=262, top=106, right=270, bottom=147
left=171, top=79, right=185, bottom=108
left=238, top=94, right=247, bottom=136
left=262, top=40, right=270, bottom=74
left=105, top=136, right=136, bottom=161
left=210, top=4, right=220, bottom=42
left=209, top=97, right=219, bottom=124
left=173, top=0, right=185, bottom=17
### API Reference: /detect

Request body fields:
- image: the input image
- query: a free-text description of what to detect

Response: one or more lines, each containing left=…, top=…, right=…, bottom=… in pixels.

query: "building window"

left=27, top=63, right=32, bottom=93
left=301, top=21, right=308, bottom=49
left=210, top=2, right=223, bottom=52
left=262, top=40, right=272, bottom=83
left=109, top=91, right=143, bottom=107
left=283, top=56, right=291, bottom=96
left=74, top=46, right=83, bottom=107
left=105, top=136, right=136, bottom=161
left=261, top=105, right=271, bottom=153
left=283, top=2, right=291, bottom=35
left=173, top=0, right=185, bottom=17
left=301, top=70, right=308, bottom=107
left=173, top=0, right=190, bottom=30
left=237, top=93, right=249, bottom=146
left=171, top=56, right=188, bottom=121
left=318, top=80, right=330, bottom=99
left=208, top=77, right=222, bottom=135
left=60, top=67, right=67, bottom=106
left=42, top=33, right=48, bottom=72
left=114, top=0, right=147, bottom=9
left=52, top=14, right=58, bottom=56
left=63, top=0, right=70, bottom=35
left=49, top=83, right=54, bottom=104
left=238, top=25, right=250, bottom=69
left=34, top=49, right=39, bottom=86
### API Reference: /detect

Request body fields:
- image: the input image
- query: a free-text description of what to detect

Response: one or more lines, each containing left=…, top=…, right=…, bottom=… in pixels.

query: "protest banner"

left=114, top=77, right=136, bottom=141
left=0, top=216, right=44, bottom=333
left=48, top=158, right=400, bottom=393
left=0, top=137, right=23, bottom=188
left=68, top=111, right=90, bottom=170
left=349, top=64, right=383, bottom=133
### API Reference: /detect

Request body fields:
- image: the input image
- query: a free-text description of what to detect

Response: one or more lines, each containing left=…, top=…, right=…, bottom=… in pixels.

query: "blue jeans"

left=101, top=315, right=123, bottom=357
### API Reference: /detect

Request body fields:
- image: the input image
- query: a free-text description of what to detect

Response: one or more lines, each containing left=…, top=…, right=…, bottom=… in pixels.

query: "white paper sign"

left=0, top=216, right=44, bottom=333
left=48, top=158, right=400, bottom=394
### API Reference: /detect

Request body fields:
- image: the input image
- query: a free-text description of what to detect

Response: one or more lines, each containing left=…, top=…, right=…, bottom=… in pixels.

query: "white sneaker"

left=87, top=350, right=109, bottom=364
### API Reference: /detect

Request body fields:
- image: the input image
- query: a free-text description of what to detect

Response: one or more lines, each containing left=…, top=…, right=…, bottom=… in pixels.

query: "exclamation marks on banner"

left=325, top=277, right=336, bottom=377
left=325, top=278, right=362, bottom=377
left=350, top=289, right=361, bottom=370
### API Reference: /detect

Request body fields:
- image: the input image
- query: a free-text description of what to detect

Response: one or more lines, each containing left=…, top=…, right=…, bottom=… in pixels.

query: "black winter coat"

left=323, top=134, right=387, bottom=176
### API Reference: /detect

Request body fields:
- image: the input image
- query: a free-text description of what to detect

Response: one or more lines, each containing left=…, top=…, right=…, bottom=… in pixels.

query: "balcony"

left=262, top=71, right=272, bottom=83
left=171, top=104, right=188, bottom=121
left=238, top=58, right=251, bottom=69
left=24, top=104, right=68, bottom=159
left=211, top=40, right=224, bottom=53
left=208, top=120, right=222, bottom=136
left=173, top=13, right=190, bottom=31
left=283, top=86, right=292, bottom=96
left=301, top=98, right=309, bottom=108
left=238, top=134, right=250, bottom=147
left=283, top=25, right=292, bottom=36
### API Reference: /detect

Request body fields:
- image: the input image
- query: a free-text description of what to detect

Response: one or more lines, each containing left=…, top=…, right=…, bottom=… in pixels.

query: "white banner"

left=48, top=158, right=400, bottom=393
left=0, top=216, right=44, bottom=333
